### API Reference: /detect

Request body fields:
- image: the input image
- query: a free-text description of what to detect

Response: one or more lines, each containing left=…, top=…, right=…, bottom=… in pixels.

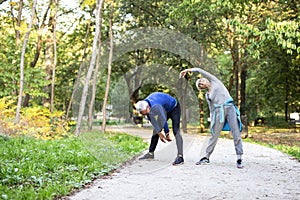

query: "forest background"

left=0, top=0, right=299, bottom=140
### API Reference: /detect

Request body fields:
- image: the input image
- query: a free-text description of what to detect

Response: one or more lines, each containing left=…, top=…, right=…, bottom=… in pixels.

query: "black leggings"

left=149, top=103, right=181, bottom=152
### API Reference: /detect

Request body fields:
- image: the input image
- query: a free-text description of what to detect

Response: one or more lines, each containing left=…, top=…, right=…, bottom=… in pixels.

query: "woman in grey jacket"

left=180, top=68, right=244, bottom=168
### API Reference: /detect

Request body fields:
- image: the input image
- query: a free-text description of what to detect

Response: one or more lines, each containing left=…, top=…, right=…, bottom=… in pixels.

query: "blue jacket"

left=144, top=92, right=177, bottom=135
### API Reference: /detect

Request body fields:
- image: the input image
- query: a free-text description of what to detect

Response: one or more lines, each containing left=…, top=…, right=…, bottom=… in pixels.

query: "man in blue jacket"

left=135, top=92, right=184, bottom=165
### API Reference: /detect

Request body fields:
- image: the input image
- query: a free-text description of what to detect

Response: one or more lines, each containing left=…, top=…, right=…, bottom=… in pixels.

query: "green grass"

left=0, top=132, right=147, bottom=200
left=243, top=138, right=300, bottom=161
left=272, top=145, right=300, bottom=160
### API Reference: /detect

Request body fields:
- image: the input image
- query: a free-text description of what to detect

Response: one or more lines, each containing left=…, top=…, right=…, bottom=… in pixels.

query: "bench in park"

left=289, top=112, right=300, bottom=132
left=254, top=117, right=266, bottom=126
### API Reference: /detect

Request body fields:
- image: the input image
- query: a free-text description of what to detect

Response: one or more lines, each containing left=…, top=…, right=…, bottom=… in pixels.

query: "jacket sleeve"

left=190, top=67, right=219, bottom=83
left=148, top=105, right=167, bottom=135
left=163, top=122, right=169, bottom=134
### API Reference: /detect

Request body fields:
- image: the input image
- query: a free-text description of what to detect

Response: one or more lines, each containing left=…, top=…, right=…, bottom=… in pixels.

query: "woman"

left=180, top=68, right=244, bottom=168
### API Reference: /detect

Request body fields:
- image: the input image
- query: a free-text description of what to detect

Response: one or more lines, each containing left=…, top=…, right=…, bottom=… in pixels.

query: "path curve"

left=69, top=126, right=300, bottom=200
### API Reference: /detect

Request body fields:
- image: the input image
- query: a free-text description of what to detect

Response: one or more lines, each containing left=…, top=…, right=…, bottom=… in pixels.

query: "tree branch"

left=0, top=0, right=8, bottom=5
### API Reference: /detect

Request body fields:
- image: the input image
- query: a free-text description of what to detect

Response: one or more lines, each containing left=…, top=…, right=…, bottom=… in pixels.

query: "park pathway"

left=69, top=126, right=300, bottom=200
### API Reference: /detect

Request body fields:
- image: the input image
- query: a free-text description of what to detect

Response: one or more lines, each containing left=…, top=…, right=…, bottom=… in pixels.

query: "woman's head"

left=196, top=78, right=210, bottom=90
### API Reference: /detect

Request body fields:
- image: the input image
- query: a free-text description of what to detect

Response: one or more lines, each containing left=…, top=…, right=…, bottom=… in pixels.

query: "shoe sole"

left=172, top=162, right=184, bottom=166
left=139, top=158, right=154, bottom=160
left=195, top=162, right=210, bottom=165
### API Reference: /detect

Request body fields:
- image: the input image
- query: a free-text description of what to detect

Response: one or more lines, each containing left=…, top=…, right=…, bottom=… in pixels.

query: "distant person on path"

left=180, top=68, right=244, bottom=168
left=135, top=92, right=184, bottom=166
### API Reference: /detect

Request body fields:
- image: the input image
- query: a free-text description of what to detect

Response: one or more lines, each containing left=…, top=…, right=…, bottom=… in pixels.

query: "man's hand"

left=165, top=133, right=172, bottom=142
left=158, top=132, right=167, bottom=143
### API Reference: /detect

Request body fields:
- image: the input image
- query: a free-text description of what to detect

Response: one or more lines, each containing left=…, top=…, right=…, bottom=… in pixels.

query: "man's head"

left=135, top=100, right=150, bottom=115
left=196, top=78, right=210, bottom=90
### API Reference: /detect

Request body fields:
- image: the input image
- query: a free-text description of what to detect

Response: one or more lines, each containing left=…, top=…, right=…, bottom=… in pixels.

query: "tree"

left=66, top=22, right=92, bottom=119
left=15, top=0, right=38, bottom=123
left=75, top=0, right=104, bottom=136
left=101, top=0, right=114, bottom=132
left=88, top=0, right=105, bottom=131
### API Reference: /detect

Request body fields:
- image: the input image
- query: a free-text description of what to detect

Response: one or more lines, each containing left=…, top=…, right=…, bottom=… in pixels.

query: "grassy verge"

left=245, top=127, right=300, bottom=161
left=243, top=138, right=300, bottom=161
left=0, top=132, right=147, bottom=199
left=219, top=126, right=300, bottom=161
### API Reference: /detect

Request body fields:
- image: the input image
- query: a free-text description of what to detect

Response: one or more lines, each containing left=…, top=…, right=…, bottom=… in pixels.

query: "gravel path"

left=69, top=126, right=300, bottom=200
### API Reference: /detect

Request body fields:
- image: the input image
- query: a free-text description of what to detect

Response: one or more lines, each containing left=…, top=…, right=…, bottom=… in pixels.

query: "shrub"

left=0, top=97, right=71, bottom=139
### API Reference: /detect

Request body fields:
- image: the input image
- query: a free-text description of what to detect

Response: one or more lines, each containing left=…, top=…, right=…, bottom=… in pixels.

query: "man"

left=135, top=92, right=184, bottom=166
left=180, top=68, right=244, bottom=168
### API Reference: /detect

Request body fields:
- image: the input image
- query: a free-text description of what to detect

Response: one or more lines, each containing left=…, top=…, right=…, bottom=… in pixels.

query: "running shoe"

left=139, top=152, right=154, bottom=160
left=195, top=157, right=210, bottom=165
left=172, top=156, right=184, bottom=165
left=237, top=159, right=244, bottom=169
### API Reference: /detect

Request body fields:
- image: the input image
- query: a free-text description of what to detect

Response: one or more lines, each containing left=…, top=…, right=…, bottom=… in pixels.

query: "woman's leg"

left=226, top=106, right=243, bottom=156
left=205, top=110, right=224, bottom=158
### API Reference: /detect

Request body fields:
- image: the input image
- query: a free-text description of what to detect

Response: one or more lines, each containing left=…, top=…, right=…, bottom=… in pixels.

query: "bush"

left=0, top=97, right=71, bottom=139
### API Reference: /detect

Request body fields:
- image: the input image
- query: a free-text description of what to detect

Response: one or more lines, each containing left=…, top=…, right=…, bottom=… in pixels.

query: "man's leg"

left=170, top=104, right=184, bottom=165
left=170, top=104, right=183, bottom=156
left=149, top=131, right=159, bottom=152
left=139, top=130, right=159, bottom=160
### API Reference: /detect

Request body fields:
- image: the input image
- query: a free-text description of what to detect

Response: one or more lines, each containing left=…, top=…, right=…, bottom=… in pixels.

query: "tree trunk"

left=75, top=0, right=103, bottom=136
left=125, top=64, right=143, bottom=122
left=51, top=0, right=60, bottom=113
left=241, top=52, right=248, bottom=138
left=13, top=0, right=23, bottom=47
left=285, top=82, right=289, bottom=122
left=43, top=0, right=59, bottom=108
left=30, top=0, right=51, bottom=68
left=44, top=33, right=53, bottom=106
left=235, top=43, right=241, bottom=108
left=22, top=1, right=52, bottom=107
left=23, top=94, right=30, bottom=107
left=227, top=24, right=236, bottom=92
left=101, top=1, right=114, bottom=132
left=44, top=0, right=56, bottom=106
left=88, top=0, right=105, bottom=131
left=181, top=79, right=187, bottom=133
left=66, top=22, right=91, bottom=120
left=198, top=90, right=205, bottom=133
left=15, top=0, right=37, bottom=123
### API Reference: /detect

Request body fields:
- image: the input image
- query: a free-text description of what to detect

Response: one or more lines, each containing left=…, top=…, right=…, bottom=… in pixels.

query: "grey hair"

left=135, top=100, right=148, bottom=113
left=196, top=78, right=209, bottom=90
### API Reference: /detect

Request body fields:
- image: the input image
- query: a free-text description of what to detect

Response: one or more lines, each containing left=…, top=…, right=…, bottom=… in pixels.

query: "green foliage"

left=0, top=13, right=49, bottom=101
left=0, top=132, right=147, bottom=199
left=264, top=19, right=300, bottom=55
